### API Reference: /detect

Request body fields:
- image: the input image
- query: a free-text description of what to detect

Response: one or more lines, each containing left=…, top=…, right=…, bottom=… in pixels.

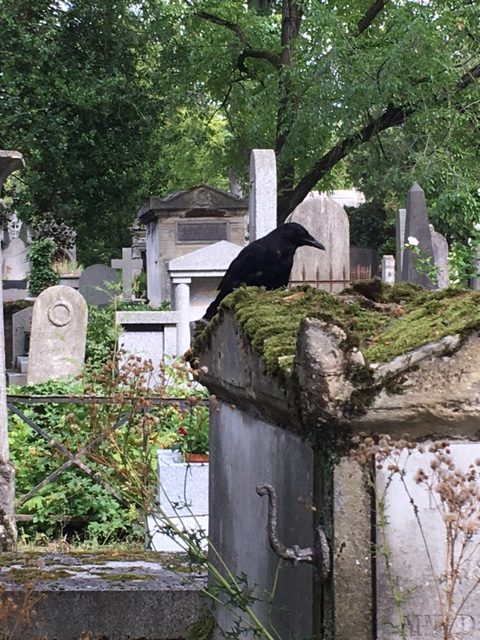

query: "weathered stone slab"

left=79, top=264, right=118, bottom=307
left=27, top=285, right=87, bottom=384
left=376, top=442, right=480, bottom=639
left=248, top=149, right=277, bottom=241
left=0, top=552, right=207, bottom=640
left=286, top=194, right=350, bottom=292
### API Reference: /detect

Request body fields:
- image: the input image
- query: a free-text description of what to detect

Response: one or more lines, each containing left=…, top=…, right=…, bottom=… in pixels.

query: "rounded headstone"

left=27, top=285, right=88, bottom=384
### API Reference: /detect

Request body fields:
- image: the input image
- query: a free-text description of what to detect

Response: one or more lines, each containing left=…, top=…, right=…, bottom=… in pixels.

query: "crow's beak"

left=303, top=237, right=325, bottom=250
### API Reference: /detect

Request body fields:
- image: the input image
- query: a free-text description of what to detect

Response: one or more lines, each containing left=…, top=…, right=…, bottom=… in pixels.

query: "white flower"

left=474, top=223, right=480, bottom=232
left=477, top=188, right=480, bottom=197
left=407, top=236, right=419, bottom=246
left=468, top=237, right=473, bottom=246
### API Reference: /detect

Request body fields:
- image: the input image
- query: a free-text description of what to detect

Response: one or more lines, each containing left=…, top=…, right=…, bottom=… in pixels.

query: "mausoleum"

left=137, top=185, right=248, bottom=306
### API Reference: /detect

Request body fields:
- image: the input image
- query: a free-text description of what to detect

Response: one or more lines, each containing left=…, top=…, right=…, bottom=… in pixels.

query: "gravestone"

left=286, top=194, right=350, bottom=293
left=79, top=264, right=118, bottom=307
left=401, top=184, right=435, bottom=288
left=430, top=225, right=449, bottom=289
left=381, top=255, right=395, bottom=284
left=11, top=306, right=33, bottom=367
left=111, top=247, right=143, bottom=299
left=27, top=285, right=88, bottom=384
left=249, top=149, right=277, bottom=241
left=376, top=443, right=480, bottom=639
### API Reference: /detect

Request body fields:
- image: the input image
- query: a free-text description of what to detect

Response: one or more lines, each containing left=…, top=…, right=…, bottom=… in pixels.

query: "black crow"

left=204, top=222, right=325, bottom=321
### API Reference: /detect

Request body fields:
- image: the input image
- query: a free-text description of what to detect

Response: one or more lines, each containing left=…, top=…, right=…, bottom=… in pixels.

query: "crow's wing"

left=217, top=241, right=273, bottom=294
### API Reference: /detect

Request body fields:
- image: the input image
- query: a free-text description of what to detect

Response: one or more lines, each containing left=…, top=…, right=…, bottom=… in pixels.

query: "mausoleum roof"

left=138, top=185, right=248, bottom=224
left=168, top=240, right=242, bottom=275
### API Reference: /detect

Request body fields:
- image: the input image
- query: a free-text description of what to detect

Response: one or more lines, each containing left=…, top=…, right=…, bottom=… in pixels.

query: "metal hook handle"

left=256, top=484, right=330, bottom=582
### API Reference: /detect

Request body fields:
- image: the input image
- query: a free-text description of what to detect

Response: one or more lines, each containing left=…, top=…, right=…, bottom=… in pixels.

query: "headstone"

left=11, top=306, right=33, bottom=366
left=286, top=194, right=350, bottom=293
left=376, top=442, right=480, bottom=639
left=401, top=184, right=435, bottom=288
left=79, top=264, right=118, bottom=307
left=111, top=247, right=143, bottom=299
left=430, top=225, right=449, bottom=289
left=248, top=149, right=277, bottom=241
left=381, top=255, right=395, bottom=284
left=395, top=208, right=406, bottom=282
left=27, top=285, right=88, bottom=384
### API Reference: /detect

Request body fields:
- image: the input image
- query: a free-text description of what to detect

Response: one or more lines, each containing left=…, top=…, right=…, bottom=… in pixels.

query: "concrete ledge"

left=0, top=552, right=208, bottom=640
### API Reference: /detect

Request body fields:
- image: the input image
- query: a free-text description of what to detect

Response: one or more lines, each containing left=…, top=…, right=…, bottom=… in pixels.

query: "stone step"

left=0, top=551, right=209, bottom=640
left=6, top=370, right=27, bottom=387
left=16, top=355, right=29, bottom=373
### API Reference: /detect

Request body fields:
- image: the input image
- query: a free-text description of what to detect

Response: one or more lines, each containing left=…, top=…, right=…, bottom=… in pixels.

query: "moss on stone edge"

left=193, top=283, right=480, bottom=379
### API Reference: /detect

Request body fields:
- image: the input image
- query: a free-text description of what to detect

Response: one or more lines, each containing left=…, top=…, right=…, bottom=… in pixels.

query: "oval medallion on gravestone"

left=79, top=264, right=118, bottom=307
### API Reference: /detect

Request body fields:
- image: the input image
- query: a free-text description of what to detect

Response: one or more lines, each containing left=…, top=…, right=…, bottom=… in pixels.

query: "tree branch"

left=278, top=103, right=413, bottom=220
left=238, top=48, right=281, bottom=72
left=356, top=0, right=390, bottom=36
left=196, top=10, right=248, bottom=43
left=278, top=60, right=480, bottom=221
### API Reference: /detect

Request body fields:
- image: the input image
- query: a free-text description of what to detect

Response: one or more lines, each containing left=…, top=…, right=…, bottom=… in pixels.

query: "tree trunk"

left=275, top=0, right=303, bottom=223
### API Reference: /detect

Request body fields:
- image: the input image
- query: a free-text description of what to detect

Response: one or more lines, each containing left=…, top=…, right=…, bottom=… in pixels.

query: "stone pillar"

left=145, top=221, right=163, bottom=307
left=173, top=277, right=191, bottom=355
left=395, top=208, right=406, bottom=282
left=248, top=149, right=277, bottom=242
left=381, top=255, right=395, bottom=284
left=0, top=150, right=24, bottom=550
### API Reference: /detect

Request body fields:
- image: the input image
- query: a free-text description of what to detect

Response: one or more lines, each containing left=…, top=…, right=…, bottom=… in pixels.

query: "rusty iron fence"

left=7, top=394, right=209, bottom=521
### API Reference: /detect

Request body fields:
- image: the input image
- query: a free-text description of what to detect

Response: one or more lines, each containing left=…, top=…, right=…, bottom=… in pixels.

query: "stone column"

left=395, top=208, right=406, bottom=282
left=381, top=255, right=395, bottom=284
left=173, top=277, right=191, bottom=355
left=0, top=150, right=24, bottom=550
left=248, top=149, right=277, bottom=241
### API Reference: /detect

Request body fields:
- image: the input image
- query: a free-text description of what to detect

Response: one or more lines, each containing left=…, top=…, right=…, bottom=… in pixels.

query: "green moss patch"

left=194, top=283, right=480, bottom=378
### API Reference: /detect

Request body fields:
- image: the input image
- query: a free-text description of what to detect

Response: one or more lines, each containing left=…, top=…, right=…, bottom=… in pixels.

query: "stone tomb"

left=286, top=193, right=350, bottom=292
left=137, top=185, right=247, bottom=306
left=27, top=285, right=88, bottom=384
left=376, top=442, right=480, bottom=639
left=116, top=310, right=180, bottom=386
left=148, top=449, right=209, bottom=552
left=79, top=264, right=118, bottom=307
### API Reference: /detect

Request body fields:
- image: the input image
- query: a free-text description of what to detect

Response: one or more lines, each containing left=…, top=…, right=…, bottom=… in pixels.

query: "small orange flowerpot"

left=184, top=453, right=209, bottom=464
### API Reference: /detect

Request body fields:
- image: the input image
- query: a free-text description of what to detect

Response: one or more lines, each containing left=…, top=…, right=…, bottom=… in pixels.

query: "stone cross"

left=286, top=194, right=350, bottom=293
left=27, top=285, right=88, bottom=385
left=401, top=183, right=435, bottom=288
left=381, top=255, right=395, bottom=284
left=0, top=150, right=25, bottom=550
left=111, top=247, right=143, bottom=299
left=248, top=149, right=277, bottom=241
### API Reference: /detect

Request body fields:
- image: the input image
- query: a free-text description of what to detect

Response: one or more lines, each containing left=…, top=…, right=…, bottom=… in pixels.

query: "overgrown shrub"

left=27, top=238, right=60, bottom=296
